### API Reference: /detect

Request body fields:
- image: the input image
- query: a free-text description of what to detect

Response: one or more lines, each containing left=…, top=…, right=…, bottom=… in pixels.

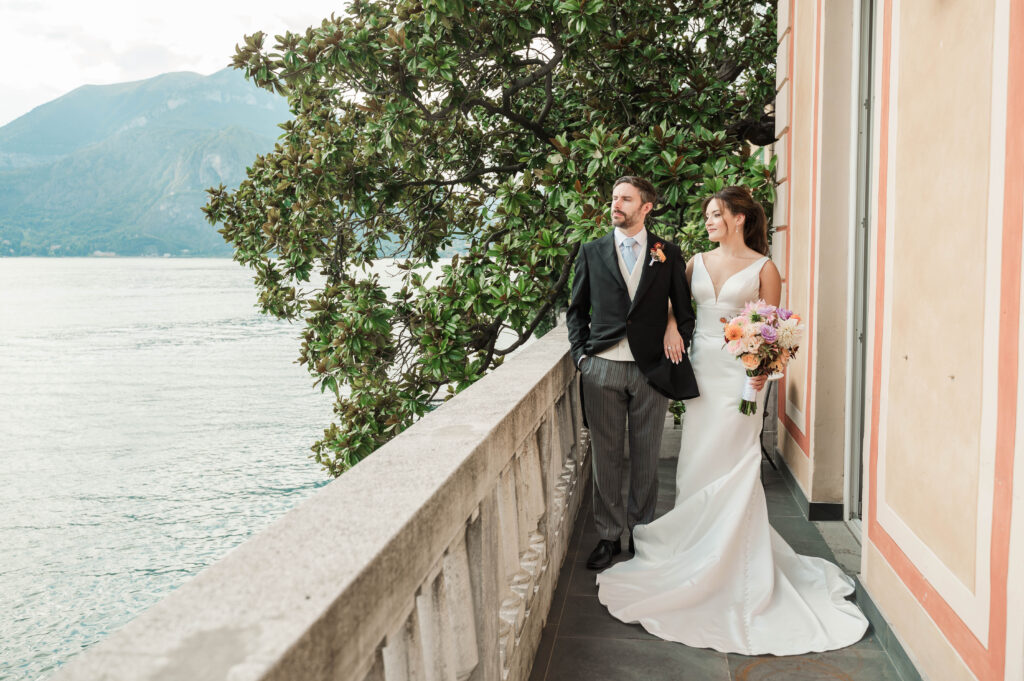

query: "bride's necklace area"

left=703, top=249, right=762, bottom=302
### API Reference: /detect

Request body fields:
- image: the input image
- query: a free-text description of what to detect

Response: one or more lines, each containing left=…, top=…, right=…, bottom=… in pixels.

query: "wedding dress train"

left=595, top=254, right=868, bottom=655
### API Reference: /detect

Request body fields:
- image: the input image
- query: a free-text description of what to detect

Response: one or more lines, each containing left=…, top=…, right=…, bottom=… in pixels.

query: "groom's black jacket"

left=567, top=230, right=699, bottom=401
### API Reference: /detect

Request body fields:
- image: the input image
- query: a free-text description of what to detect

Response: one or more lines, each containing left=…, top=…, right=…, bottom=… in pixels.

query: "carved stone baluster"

left=556, top=393, right=575, bottom=469
left=465, top=494, right=500, bottom=681
left=543, top=401, right=563, bottom=562
left=442, top=532, right=479, bottom=681
left=552, top=394, right=567, bottom=468
left=515, top=438, right=545, bottom=553
left=511, top=436, right=547, bottom=637
left=362, top=648, right=386, bottom=681
left=535, top=414, right=555, bottom=541
left=496, top=463, right=522, bottom=671
left=382, top=604, right=427, bottom=681
left=417, top=566, right=456, bottom=681
left=496, top=463, right=521, bottom=589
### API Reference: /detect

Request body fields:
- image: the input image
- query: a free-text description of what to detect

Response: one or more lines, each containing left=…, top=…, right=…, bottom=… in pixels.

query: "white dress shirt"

left=585, top=227, right=649, bottom=364
left=613, top=227, right=647, bottom=268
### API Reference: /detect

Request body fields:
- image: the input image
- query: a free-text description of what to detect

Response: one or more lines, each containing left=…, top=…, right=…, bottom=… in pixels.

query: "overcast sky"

left=0, top=0, right=346, bottom=126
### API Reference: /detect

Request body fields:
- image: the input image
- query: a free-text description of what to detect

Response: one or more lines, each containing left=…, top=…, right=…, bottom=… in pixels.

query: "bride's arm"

left=663, top=257, right=695, bottom=364
left=759, top=260, right=782, bottom=307
left=750, top=260, right=784, bottom=391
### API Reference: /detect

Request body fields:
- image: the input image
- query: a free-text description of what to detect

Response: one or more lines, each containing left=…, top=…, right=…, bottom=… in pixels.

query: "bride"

left=595, top=186, right=869, bottom=655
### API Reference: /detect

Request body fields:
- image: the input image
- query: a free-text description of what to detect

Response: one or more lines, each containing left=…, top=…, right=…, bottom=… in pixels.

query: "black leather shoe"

left=586, top=539, right=621, bottom=570
left=629, top=534, right=635, bottom=555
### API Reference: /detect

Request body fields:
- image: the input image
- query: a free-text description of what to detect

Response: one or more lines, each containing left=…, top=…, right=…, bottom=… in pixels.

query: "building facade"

left=773, top=1, right=1023, bottom=679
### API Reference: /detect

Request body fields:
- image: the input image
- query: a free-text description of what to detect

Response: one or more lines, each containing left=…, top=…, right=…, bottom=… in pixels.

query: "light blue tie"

left=620, top=237, right=637, bottom=272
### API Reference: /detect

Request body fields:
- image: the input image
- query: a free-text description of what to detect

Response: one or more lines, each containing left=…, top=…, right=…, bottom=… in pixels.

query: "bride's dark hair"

left=701, top=186, right=770, bottom=256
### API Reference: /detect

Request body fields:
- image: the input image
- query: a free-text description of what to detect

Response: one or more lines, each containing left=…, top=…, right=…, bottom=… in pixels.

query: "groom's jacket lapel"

left=591, top=230, right=661, bottom=310
left=594, top=231, right=627, bottom=291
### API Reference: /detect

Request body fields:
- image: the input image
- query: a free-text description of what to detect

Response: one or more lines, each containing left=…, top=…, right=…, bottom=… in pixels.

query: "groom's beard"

left=612, top=210, right=641, bottom=230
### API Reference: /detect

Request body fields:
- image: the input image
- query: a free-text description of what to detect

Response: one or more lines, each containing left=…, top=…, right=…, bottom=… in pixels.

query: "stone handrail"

left=54, top=325, right=589, bottom=681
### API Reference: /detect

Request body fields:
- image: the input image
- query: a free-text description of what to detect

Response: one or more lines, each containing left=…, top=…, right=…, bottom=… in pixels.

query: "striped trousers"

left=581, top=356, right=669, bottom=541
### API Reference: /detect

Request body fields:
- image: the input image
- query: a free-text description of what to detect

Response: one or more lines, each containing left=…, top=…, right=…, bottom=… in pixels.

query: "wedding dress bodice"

left=691, top=253, right=768, bottom=338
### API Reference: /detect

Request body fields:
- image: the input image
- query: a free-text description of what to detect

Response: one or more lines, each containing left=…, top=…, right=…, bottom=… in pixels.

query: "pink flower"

left=760, top=324, right=778, bottom=342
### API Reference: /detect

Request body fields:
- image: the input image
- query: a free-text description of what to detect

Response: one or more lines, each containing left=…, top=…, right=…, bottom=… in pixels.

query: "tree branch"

left=503, top=38, right=563, bottom=101
left=463, top=98, right=555, bottom=142
left=476, top=315, right=506, bottom=375
left=494, top=242, right=579, bottom=356
left=397, top=162, right=527, bottom=188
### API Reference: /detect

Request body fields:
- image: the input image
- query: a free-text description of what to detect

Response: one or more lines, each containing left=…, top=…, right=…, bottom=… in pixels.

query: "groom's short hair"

left=613, top=176, right=657, bottom=207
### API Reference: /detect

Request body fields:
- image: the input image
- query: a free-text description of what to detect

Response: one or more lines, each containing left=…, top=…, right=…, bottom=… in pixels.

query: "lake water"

left=0, top=258, right=340, bottom=680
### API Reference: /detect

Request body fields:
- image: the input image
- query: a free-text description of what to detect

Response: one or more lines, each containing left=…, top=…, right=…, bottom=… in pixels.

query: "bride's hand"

left=750, top=375, right=768, bottom=391
left=664, top=320, right=685, bottom=364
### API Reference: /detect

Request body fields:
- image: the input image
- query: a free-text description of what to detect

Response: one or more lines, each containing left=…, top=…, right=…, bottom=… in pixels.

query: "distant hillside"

left=0, top=69, right=290, bottom=256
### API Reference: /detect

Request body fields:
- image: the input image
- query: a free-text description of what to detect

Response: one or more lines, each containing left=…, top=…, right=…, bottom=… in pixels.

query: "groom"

left=567, top=176, right=697, bottom=570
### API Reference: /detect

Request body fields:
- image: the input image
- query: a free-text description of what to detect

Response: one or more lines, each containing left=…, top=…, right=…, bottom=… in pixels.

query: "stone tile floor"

left=529, top=454, right=906, bottom=681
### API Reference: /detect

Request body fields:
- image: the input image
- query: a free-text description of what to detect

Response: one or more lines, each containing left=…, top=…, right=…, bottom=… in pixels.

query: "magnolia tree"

left=204, top=0, right=777, bottom=475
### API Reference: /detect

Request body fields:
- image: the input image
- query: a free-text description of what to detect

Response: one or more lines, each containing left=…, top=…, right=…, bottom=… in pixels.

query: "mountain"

left=0, top=69, right=291, bottom=256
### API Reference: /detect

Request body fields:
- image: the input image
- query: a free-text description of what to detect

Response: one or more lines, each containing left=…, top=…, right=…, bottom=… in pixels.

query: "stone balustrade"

left=53, top=325, right=589, bottom=681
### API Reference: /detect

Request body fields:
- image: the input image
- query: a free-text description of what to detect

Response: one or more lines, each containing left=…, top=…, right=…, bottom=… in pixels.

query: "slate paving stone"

left=813, top=522, right=863, bottom=574
left=547, top=558, right=574, bottom=625
left=558, top=595, right=658, bottom=640
left=787, top=541, right=839, bottom=562
left=528, top=625, right=557, bottom=681
left=769, top=515, right=828, bottom=544
left=762, top=487, right=790, bottom=502
left=567, top=560, right=600, bottom=597
left=765, top=491, right=803, bottom=518
left=569, top=511, right=586, bottom=542
left=727, top=644, right=903, bottom=681
left=762, top=483, right=792, bottom=499
left=852, top=628, right=884, bottom=652
left=544, top=637, right=732, bottom=681
left=760, top=476, right=789, bottom=495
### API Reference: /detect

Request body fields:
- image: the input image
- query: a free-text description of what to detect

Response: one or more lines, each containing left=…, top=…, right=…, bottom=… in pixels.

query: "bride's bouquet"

left=722, top=300, right=804, bottom=414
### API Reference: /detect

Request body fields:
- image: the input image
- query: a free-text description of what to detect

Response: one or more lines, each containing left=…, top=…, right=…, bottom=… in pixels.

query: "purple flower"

left=760, top=324, right=778, bottom=342
left=777, top=308, right=793, bottom=321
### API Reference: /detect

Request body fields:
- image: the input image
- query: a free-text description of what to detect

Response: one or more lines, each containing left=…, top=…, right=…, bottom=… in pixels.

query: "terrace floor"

left=529, top=427, right=909, bottom=681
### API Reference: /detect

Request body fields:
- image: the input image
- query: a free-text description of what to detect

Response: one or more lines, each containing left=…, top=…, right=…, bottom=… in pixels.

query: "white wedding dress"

left=596, top=253, right=869, bottom=655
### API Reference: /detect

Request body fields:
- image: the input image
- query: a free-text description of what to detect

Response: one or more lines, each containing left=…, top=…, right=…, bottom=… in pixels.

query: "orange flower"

left=789, top=314, right=801, bottom=323
left=725, top=323, right=743, bottom=341
left=741, top=354, right=760, bottom=370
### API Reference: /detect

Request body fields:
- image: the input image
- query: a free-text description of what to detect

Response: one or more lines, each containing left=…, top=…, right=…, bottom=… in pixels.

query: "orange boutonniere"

left=648, top=242, right=667, bottom=265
